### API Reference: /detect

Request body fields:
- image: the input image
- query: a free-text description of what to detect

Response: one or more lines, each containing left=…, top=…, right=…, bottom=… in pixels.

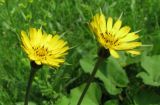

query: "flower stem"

left=24, top=62, right=41, bottom=105
left=77, top=48, right=110, bottom=105
left=77, top=57, right=104, bottom=105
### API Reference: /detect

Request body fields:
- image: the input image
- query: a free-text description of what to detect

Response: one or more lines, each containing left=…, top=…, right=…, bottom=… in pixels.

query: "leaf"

left=96, top=71, right=122, bottom=95
left=70, top=83, right=101, bottom=105
left=104, top=99, right=119, bottom=105
left=137, top=55, right=160, bottom=86
left=55, top=95, right=70, bottom=105
left=16, top=102, right=36, bottom=105
left=55, top=83, right=101, bottom=105
left=80, top=56, right=94, bottom=74
left=133, top=89, right=160, bottom=105
left=151, top=31, right=160, bottom=55
left=106, top=57, right=129, bottom=87
left=80, top=56, right=129, bottom=95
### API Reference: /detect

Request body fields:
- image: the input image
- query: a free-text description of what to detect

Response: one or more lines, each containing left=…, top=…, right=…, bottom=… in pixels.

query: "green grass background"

left=0, top=0, right=160, bottom=105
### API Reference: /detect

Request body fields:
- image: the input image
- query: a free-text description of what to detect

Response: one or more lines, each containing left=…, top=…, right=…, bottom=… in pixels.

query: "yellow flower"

left=21, top=28, right=69, bottom=67
left=90, top=12, right=142, bottom=58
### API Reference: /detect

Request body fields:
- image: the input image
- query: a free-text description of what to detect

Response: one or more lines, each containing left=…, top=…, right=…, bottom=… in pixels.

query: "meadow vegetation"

left=0, top=0, right=160, bottom=105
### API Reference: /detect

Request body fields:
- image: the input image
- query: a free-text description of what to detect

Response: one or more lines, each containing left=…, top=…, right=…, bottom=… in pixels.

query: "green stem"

left=77, top=48, right=110, bottom=105
left=24, top=63, right=39, bottom=105
left=77, top=56, right=104, bottom=105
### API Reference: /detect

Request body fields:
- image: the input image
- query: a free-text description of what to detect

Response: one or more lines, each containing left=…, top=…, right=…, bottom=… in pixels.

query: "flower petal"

left=47, top=58, right=65, bottom=67
left=111, top=19, right=122, bottom=35
left=119, top=33, right=140, bottom=42
left=36, top=28, right=43, bottom=44
left=109, top=49, right=120, bottom=58
left=127, top=50, right=141, bottom=55
left=21, top=31, right=32, bottom=49
left=116, top=26, right=131, bottom=38
left=98, top=13, right=107, bottom=34
left=90, top=20, right=99, bottom=35
left=41, top=33, right=52, bottom=47
left=35, top=60, right=41, bottom=65
left=29, top=28, right=37, bottom=46
left=107, top=17, right=113, bottom=33
left=90, top=13, right=107, bottom=36
left=115, top=42, right=142, bottom=50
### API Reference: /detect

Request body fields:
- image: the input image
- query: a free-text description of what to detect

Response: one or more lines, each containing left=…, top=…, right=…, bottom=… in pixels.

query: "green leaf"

left=106, top=57, right=129, bottom=87
left=55, top=95, right=70, bottom=105
left=151, top=30, right=160, bottom=55
left=133, top=89, right=160, bottom=105
left=55, top=83, right=101, bottom=105
left=16, top=102, right=36, bottom=105
left=137, top=55, right=160, bottom=86
left=104, top=99, right=119, bottom=105
left=80, top=56, right=129, bottom=95
left=80, top=56, right=94, bottom=73
left=70, top=83, right=101, bottom=105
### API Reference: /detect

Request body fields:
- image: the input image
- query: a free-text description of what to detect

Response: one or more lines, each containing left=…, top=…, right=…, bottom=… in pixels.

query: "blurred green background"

left=0, top=0, right=160, bottom=105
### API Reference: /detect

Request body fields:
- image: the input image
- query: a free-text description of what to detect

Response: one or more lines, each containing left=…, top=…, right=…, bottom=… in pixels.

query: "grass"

left=0, top=0, right=160, bottom=105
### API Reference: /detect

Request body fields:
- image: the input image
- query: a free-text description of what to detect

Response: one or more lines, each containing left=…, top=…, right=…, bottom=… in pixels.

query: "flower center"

left=101, top=32, right=120, bottom=47
left=33, top=46, right=48, bottom=58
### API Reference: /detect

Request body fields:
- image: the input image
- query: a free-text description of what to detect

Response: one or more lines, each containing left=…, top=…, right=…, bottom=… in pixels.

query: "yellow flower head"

left=90, top=12, right=142, bottom=58
left=21, top=28, right=69, bottom=67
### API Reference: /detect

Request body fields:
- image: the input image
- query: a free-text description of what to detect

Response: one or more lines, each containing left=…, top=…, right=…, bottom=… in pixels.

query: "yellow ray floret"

left=21, top=28, right=69, bottom=67
left=90, top=12, right=142, bottom=58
